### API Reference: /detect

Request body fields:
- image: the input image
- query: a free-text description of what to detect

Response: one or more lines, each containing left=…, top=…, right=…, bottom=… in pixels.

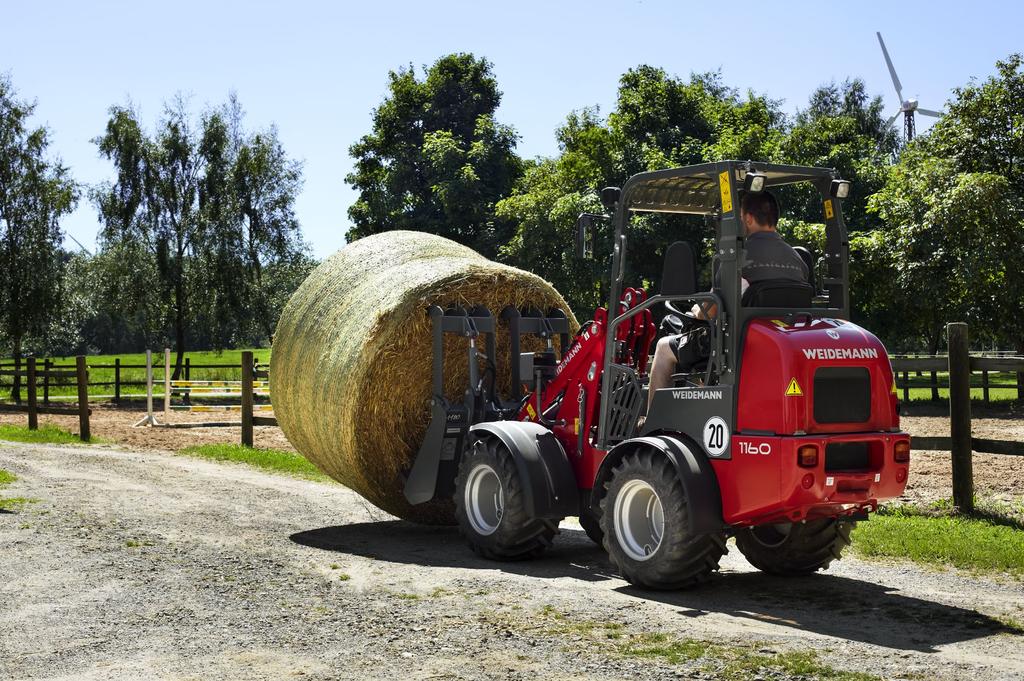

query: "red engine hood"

left=736, top=318, right=900, bottom=435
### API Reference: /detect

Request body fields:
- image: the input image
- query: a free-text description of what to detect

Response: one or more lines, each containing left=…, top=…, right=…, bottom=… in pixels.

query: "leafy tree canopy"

left=0, top=74, right=78, bottom=386
left=346, top=53, right=522, bottom=257
left=499, top=66, right=786, bottom=315
left=868, top=55, right=1024, bottom=352
left=92, top=94, right=306, bottom=371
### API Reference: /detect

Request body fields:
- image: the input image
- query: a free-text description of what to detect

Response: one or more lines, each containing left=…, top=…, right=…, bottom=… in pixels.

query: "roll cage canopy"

left=595, top=160, right=852, bottom=449
left=622, top=162, right=842, bottom=215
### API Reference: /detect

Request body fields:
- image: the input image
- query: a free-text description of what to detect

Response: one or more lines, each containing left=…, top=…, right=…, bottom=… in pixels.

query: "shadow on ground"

left=291, top=519, right=1013, bottom=653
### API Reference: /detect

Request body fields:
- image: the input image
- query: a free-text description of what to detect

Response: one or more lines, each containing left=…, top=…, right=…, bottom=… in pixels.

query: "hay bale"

left=271, top=230, right=577, bottom=524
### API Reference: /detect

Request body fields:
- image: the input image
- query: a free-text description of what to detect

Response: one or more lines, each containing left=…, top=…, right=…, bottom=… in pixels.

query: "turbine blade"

left=917, top=108, right=943, bottom=118
left=887, top=112, right=901, bottom=128
left=876, top=32, right=904, bottom=102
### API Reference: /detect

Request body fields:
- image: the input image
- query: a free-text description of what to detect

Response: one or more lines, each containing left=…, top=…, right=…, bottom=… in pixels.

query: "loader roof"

left=623, top=161, right=838, bottom=215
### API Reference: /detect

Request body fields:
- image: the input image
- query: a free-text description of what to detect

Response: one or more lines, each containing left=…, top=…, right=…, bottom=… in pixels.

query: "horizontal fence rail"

left=0, top=356, right=91, bottom=440
left=890, top=354, right=1024, bottom=404
left=122, top=349, right=276, bottom=446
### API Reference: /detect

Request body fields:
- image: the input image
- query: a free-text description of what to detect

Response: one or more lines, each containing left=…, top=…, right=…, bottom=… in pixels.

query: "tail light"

left=894, top=440, right=911, bottom=463
left=798, top=444, right=819, bottom=468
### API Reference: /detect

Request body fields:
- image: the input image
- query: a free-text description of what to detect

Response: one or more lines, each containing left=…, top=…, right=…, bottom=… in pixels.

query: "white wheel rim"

left=465, top=463, right=503, bottom=536
left=614, top=479, right=665, bottom=561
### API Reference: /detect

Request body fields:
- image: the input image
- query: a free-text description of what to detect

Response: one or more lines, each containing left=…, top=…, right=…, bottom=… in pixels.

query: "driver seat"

left=741, top=279, right=814, bottom=308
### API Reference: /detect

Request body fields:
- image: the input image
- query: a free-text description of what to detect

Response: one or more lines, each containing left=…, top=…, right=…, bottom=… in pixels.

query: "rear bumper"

left=711, top=432, right=910, bottom=527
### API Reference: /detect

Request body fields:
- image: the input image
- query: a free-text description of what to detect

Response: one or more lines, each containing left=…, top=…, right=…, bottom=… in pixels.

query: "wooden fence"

left=891, top=352, right=1023, bottom=403
left=897, top=323, right=1024, bottom=513
left=128, top=349, right=276, bottom=447
left=0, top=356, right=91, bottom=441
left=0, top=356, right=252, bottom=404
left=1, top=351, right=274, bottom=447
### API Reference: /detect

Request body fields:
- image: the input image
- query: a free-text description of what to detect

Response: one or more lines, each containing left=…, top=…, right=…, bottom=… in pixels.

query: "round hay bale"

left=271, top=230, right=578, bottom=524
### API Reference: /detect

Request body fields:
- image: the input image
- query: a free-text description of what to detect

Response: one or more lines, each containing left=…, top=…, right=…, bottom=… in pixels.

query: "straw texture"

left=271, top=231, right=577, bottom=524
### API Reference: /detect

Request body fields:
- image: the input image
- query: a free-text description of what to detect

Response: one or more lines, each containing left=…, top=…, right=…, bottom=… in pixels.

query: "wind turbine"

left=876, top=32, right=943, bottom=141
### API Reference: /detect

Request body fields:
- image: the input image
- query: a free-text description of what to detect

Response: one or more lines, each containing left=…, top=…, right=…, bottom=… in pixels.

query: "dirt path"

left=1, top=442, right=1022, bottom=680
left=5, top=405, right=1024, bottom=508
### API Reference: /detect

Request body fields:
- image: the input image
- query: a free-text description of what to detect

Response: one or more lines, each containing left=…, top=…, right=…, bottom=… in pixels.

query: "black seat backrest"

left=660, top=241, right=697, bottom=297
left=792, top=246, right=814, bottom=283
left=742, top=279, right=814, bottom=308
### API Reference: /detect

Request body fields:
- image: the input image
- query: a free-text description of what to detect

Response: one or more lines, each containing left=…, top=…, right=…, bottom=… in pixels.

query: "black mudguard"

left=591, top=435, right=725, bottom=534
left=469, top=421, right=578, bottom=519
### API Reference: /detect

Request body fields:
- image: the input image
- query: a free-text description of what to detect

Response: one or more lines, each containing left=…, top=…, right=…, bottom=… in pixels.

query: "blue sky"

left=3, top=1, right=1020, bottom=258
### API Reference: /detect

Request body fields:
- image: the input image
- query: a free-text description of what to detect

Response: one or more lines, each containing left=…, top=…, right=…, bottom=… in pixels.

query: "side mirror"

left=660, top=241, right=697, bottom=297
left=600, top=186, right=621, bottom=212
left=574, top=213, right=600, bottom=259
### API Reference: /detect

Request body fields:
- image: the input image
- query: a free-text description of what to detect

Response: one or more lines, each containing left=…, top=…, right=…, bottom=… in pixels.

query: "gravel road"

left=1, top=442, right=1022, bottom=681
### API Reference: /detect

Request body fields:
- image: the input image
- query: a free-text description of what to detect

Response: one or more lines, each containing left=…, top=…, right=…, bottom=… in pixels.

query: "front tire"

left=600, top=449, right=726, bottom=589
left=578, top=508, right=604, bottom=546
left=735, top=518, right=855, bottom=575
left=454, top=435, right=559, bottom=560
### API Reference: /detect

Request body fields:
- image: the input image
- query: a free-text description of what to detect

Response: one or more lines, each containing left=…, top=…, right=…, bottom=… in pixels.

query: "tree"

left=93, top=94, right=306, bottom=374
left=868, top=148, right=1022, bottom=353
left=346, top=53, right=523, bottom=257
left=779, top=79, right=898, bottom=232
left=0, top=75, right=78, bottom=400
left=499, top=67, right=786, bottom=317
left=868, top=54, right=1024, bottom=353
left=930, top=54, right=1024, bottom=196
left=198, top=98, right=306, bottom=346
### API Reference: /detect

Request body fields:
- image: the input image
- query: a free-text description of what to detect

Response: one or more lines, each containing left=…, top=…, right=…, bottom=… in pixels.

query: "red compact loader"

left=403, top=161, right=910, bottom=589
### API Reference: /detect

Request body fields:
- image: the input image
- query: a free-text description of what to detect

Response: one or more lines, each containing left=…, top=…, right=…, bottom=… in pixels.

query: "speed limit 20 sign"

left=702, top=416, right=730, bottom=457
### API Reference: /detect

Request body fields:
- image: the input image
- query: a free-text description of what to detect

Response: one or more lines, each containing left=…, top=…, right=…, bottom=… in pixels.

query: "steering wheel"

left=660, top=305, right=705, bottom=336
left=664, top=299, right=691, bottom=317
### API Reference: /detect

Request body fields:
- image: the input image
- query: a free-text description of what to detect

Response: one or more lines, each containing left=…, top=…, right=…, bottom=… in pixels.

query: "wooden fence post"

left=982, top=369, right=989, bottom=404
left=241, top=351, right=254, bottom=447
left=76, top=355, right=90, bottom=442
left=947, top=323, right=973, bottom=512
left=114, top=357, right=121, bottom=404
left=902, top=370, right=909, bottom=403
left=27, top=357, right=38, bottom=431
left=43, top=358, right=51, bottom=405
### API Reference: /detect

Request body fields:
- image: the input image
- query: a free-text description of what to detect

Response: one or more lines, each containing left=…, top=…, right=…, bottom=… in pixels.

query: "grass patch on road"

left=0, top=467, right=37, bottom=511
left=852, top=503, right=1024, bottom=578
left=533, top=607, right=878, bottom=680
left=0, top=424, right=83, bottom=445
left=178, top=444, right=328, bottom=482
left=622, top=637, right=879, bottom=680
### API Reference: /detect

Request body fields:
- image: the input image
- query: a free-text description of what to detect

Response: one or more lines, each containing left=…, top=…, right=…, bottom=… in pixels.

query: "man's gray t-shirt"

left=714, top=230, right=808, bottom=288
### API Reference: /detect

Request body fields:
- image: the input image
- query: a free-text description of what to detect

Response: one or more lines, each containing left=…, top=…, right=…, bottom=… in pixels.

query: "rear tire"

left=735, top=518, right=855, bottom=575
left=600, top=449, right=726, bottom=589
left=454, top=435, right=559, bottom=560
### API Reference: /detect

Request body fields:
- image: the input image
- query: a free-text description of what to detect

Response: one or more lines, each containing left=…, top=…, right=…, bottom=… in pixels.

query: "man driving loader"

left=646, top=191, right=807, bottom=410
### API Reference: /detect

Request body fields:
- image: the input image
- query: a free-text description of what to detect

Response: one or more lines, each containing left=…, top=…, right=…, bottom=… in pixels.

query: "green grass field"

left=0, top=424, right=86, bottom=445
left=898, top=369, right=1021, bottom=403
left=852, top=501, right=1024, bottom=578
left=0, top=349, right=271, bottom=401
left=178, top=444, right=330, bottom=482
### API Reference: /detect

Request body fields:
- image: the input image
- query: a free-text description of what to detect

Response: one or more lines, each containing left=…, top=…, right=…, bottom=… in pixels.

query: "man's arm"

left=689, top=278, right=748, bottom=319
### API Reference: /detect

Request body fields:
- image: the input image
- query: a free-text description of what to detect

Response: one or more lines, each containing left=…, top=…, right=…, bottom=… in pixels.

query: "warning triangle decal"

left=785, top=378, right=803, bottom=397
